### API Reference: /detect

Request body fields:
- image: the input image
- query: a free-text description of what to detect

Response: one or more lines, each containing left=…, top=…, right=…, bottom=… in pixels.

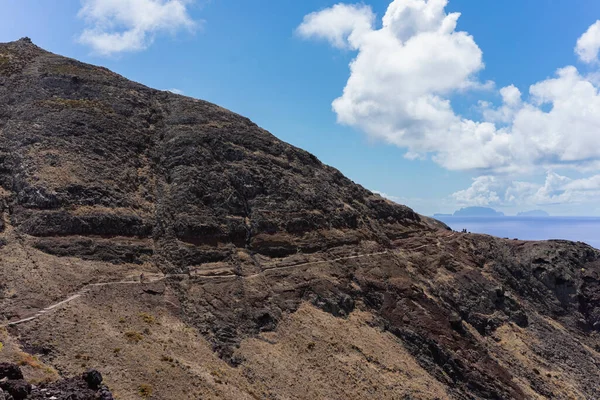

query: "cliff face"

left=0, top=38, right=599, bottom=400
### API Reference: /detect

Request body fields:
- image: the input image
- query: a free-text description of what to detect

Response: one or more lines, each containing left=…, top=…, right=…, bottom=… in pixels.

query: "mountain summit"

left=1, top=39, right=600, bottom=399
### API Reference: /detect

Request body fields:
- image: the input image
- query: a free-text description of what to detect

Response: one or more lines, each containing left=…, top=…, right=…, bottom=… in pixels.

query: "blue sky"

left=3, top=0, right=600, bottom=216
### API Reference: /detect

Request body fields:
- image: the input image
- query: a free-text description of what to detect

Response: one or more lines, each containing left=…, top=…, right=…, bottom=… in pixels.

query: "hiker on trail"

left=140, top=273, right=146, bottom=283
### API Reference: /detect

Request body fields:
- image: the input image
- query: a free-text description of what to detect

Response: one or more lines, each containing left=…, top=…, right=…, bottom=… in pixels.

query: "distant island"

left=451, top=207, right=505, bottom=217
left=517, top=210, right=550, bottom=217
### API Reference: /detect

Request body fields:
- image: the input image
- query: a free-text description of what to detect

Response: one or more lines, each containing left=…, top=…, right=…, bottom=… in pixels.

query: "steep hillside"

left=0, top=38, right=599, bottom=399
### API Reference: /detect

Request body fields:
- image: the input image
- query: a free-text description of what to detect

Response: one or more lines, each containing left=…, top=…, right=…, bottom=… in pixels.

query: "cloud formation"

left=576, top=20, right=600, bottom=63
left=453, top=172, right=600, bottom=207
left=296, top=4, right=375, bottom=50
left=451, top=176, right=501, bottom=206
left=78, top=0, right=197, bottom=55
left=298, top=1, right=600, bottom=174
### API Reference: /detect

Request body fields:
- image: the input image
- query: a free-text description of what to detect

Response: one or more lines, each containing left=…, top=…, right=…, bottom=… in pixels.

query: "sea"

left=433, top=216, right=600, bottom=250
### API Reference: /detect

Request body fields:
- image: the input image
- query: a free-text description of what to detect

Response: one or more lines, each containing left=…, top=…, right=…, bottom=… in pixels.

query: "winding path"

left=1, top=276, right=168, bottom=328
left=0, top=248, right=409, bottom=328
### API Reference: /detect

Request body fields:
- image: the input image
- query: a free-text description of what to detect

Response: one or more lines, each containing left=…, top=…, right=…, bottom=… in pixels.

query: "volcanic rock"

left=0, top=38, right=599, bottom=399
left=0, top=364, right=23, bottom=381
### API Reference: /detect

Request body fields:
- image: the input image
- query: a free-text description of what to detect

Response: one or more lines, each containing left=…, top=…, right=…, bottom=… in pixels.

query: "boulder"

left=82, top=369, right=103, bottom=390
left=0, top=364, right=22, bottom=381
left=0, top=380, right=31, bottom=400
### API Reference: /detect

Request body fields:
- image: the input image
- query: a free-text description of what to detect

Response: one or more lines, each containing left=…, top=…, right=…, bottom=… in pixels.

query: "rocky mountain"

left=0, top=38, right=599, bottom=399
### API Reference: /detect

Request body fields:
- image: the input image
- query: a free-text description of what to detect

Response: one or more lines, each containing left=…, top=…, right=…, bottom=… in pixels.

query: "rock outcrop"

left=0, top=364, right=112, bottom=400
left=1, top=38, right=599, bottom=399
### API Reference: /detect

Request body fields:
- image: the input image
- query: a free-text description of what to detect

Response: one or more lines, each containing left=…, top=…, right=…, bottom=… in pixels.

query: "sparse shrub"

left=139, top=312, right=156, bottom=324
left=16, top=352, right=43, bottom=368
left=138, top=383, right=153, bottom=398
left=210, top=369, right=224, bottom=384
left=160, top=355, right=174, bottom=363
left=124, top=331, right=144, bottom=343
left=44, top=366, right=56, bottom=375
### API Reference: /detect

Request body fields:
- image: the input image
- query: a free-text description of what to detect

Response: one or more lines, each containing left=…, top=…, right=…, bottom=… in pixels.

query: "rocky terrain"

left=0, top=363, right=113, bottom=400
left=0, top=38, right=599, bottom=399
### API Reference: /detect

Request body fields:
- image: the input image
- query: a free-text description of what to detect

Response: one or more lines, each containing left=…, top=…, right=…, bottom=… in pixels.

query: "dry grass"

left=39, top=98, right=113, bottom=113
left=47, top=64, right=91, bottom=77
left=16, top=352, right=43, bottom=369
left=25, top=148, right=87, bottom=188
left=201, top=121, right=232, bottom=129
left=0, top=268, right=444, bottom=399
left=0, top=328, right=59, bottom=385
left=493, top=324, right=587, bottom=399
left=235, top=303, right=451, bottom=400
left=11, top=283, right=259, bottom=399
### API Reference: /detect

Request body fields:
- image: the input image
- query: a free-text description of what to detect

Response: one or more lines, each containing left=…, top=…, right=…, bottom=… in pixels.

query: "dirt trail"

left=1, top=276, right=168, bottom=328
left=1, top=248, right=426, bottom=328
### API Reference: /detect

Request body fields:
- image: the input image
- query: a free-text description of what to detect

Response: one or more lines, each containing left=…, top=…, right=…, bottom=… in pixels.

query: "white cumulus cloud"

left=453, top=172, right=600, bottom=208
left=576, top=20, right=600, bottom=63
left=452, top=176, right=501, bottom=206
left=78, top=0, right=197, bottom=56
left=298, top=3, right=600, bottom=175
left=480, top=85, right=522, bottom=124
left=298, top=0, right=491, bottom=170
left=296, top=3, right=375, bottom=50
